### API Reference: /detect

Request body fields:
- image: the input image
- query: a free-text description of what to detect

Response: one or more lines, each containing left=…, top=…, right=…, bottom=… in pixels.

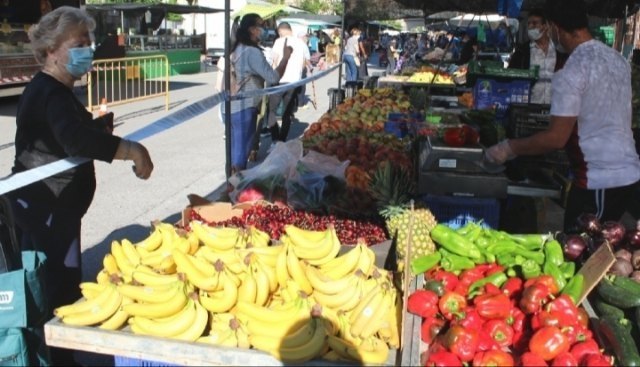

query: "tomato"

left=442, top=325, right=479, bottom=362
left=472, top=350, right=514, bottom=367
left=438, top=291, right=467, bottom=320
left=529, top=326, right=570, bottom=361
left=443, top=127, right=466, bottom=147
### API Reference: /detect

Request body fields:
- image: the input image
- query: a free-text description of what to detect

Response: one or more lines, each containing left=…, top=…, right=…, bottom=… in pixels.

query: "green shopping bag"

left=0, top=327, right=49, bottom=366
left=0, top=251, right=48, bottom=329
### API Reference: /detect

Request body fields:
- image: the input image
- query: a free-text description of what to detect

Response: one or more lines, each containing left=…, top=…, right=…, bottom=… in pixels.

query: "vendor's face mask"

left=550, top=24, right=568, bottom=53
left=66, top=46, right=94, bottom=78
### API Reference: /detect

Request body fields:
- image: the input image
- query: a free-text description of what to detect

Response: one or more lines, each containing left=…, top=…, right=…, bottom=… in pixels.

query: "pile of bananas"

left=55, top=222, right=401, bottom=364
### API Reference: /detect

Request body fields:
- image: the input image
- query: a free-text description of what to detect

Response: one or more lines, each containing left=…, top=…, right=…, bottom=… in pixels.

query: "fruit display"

left=407, top=71, right=454, bottom=85
left=189, top=202, right=388, bottom=246
left=54, top=222, right=401, bottom=365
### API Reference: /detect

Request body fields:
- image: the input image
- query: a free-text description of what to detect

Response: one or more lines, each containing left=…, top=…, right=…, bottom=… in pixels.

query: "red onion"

left=576, top=213, right=602, bottom=235
left=615, top=248, right=632, bottom=262
left=601, top=221, right=626, bottom=247
left=625, top=230, right=640, bottom=248
left=562, top=234, right=587, bottom=261
left=609, top=258, right=634, bottom=277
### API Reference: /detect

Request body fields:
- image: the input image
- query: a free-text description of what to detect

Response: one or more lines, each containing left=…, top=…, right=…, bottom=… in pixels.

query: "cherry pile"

left=189, top=203, right=388, bottom=246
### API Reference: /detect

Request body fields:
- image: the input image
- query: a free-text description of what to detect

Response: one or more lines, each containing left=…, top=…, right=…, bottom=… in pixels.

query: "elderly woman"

left=7, top=6, right=153, bottom=364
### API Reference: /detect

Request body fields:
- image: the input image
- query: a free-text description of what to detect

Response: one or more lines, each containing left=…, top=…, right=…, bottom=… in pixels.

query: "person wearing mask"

left=486, top=0, right=640, bottom=231
left=224, top=14, right=292, bottom=172
left=264, top=23, right=307, bottom=144
left=343, top=27, right=361, bottom=82
left=7, top=7, right=154, bottom=364
left=509, top=8, right=568, bottom=104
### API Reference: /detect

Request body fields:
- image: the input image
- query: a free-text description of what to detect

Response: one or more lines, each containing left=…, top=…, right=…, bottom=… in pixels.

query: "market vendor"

left=486, top=0, right=640, bottom=231
left=508, top=8, right=568, bottom=104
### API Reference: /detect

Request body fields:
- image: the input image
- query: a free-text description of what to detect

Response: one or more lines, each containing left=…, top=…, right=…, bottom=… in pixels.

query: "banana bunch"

left=198, top=314, right=250, bottom=348
left=191, top=221, right=248, bottom=251
left=326, top=334, right=390, bottom=365
left=281, top=225, right=340, bottom=266
left=246, top=226, right=270, bottom=248
left=54, top=283, right=124, bottom=327
left=318, top=241, right=376, bottom=279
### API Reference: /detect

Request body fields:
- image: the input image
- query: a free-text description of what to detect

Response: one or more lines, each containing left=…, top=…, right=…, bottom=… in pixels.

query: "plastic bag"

left=286, top=151, right=349, bottom=210
left=229, top=140, right=303, bottom=203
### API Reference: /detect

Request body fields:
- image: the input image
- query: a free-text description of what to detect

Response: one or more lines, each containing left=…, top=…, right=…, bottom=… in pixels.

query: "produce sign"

left=54, top=223, right=401, bottom=364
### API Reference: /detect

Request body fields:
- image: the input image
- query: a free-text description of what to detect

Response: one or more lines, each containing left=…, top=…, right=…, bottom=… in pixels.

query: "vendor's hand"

left=485, top=140, right=516, bottom=165
left=129, top=141, right=154, bottom=180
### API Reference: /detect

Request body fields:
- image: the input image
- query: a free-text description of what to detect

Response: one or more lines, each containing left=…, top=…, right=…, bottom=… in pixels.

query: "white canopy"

left=450, top=13, right=519, bottom=31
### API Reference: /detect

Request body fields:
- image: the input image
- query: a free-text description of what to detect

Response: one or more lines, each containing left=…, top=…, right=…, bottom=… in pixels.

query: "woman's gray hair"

left=29, top=6, right=96, bottom=63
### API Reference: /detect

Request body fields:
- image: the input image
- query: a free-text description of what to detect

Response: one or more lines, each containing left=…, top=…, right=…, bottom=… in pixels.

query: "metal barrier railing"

left=87, top=55, right=170, bottom=111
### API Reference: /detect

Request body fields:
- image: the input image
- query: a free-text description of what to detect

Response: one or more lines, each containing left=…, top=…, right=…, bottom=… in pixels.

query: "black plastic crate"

left=507, top=103, right=552, bottom=139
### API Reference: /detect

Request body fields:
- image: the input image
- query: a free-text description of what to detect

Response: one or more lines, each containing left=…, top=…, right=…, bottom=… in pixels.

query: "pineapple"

left=369, top=162, right=437, bottom=272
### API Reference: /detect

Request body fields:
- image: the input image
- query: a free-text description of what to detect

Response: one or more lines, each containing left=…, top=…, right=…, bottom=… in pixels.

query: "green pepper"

left=424, top=279, right=446, bottom=297
left=507, top=234, right=547, bottom=250
left=561, top=274, right=585, bottom=304
left=468, top=271, right=508, bottom=295
left=438, top=248, right=476, bottom=272
left=475, top=236, right=490, bottom=248
left=506, top=267, right=517, bottom=278
left=544, top=240, right=564, bottom=267
left=559, top=262, right=576, bottom=279
left=410, top=252, right=442, bottom=275
left=543, top=261, right=567, bottom=291
left=486, top=239, right=521, bottom=255
left=431, top=224, right=483, bottom=261
left=464, top=226, right=483, bottom=243
left=482, top=250, right=496, bottom=264
left=456, top=222, right=476, bottom=236
left=521, top=259, right=542, bottom=279
left=496, top=253, right=516, bottom=267
left=489, top=241, right=546, bottom=265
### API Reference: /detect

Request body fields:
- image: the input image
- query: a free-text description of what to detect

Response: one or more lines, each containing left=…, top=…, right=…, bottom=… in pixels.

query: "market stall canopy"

left=393, top=0, right=639, bottom=19
left=85, top=3, right=223, bottom=15
left=233, top=3, right=307, bottom=20
left=451, top=13, right=519, bottom=30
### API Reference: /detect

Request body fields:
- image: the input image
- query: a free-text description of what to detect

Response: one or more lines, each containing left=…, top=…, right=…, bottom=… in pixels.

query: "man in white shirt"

left=486, top=0, right=640, bottom=231
left=267, top=22, right=308, bottom=142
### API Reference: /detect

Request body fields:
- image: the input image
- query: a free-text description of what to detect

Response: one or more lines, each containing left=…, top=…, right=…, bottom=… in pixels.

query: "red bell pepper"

left=453, top=307, right=484, bottom=330
left=484, top=282, right=502, bottom=295
left=438, top=291, right=467, bottom=320
left=472, top=350, right=514, bottom=367
left=506, top=307, right=525, bottom=334
left=483, top=319, right=514, bottom=348
left=570, top=339, right=600, bottom=365
left=545, top=294, right=579, bottom=327
left=502, top=277, right=523, bottom=299
left=425, top=350, right=462, bottom=367
left=443, top=127, right=467, bottom=147
left=421, top=316, right=446, bottom=345
left=407, top=289, right=439, bottom=318
left=520, top=283, right=550, bottom=314
left=582, top=353, right=613, bottom=366
left=431, top=270, right=459, bottom=292
left=484, top=263, right=505, bottom=276
left=552, top=352, right=579, bottom=367
left=519, top=351, right=548, bottom=366
left=531, top=310, right=561, bottom=330
left=476, top=328, right=499, bottom=351
left=513, top=330, right=532, bottom=354
left=576, top=307, right=590, bottom=328
left=442, top=325, right=479, bottom=362
left=562, top=324, right=592, bottom=345
left=529, top=326, right=570, bottom=361
left=473, top=293, right=510, bottom=319
left=524, top=275, right=559, bottom=296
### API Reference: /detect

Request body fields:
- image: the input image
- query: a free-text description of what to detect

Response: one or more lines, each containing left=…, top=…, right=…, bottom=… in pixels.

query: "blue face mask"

left=66, top=46, right=94, bottom=78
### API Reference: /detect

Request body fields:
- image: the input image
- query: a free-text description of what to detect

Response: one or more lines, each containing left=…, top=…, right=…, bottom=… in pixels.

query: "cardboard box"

left=180, top=194, right=243, bottom=227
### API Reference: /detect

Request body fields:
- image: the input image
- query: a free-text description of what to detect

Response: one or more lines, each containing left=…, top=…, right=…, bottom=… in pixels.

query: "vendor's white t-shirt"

left=272, top=35, right=307, bottom=84
left=551, top=39, right=640, bottom=189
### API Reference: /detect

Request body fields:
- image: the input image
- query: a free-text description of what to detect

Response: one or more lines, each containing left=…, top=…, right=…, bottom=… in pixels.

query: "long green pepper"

left=438, top=248, right=475, bottom=272
left=544, top=240, right=565, bottom=267
left=410, top=252, right=442, bottom=275
left=431, top=224, right=483, bottom=261
left=543, top=261, right=567, bottom=291
left=559, top=262, right=576, bottom=279
left=521, top=259, right=542, bottom=279
left=562, top=274, right=585, bottom=304
left=468, top=271, right=508, bottom=295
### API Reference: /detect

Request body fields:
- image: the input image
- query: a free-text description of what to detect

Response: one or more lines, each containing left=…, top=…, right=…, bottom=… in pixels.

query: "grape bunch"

left=188, top=204, right=388, bottom=246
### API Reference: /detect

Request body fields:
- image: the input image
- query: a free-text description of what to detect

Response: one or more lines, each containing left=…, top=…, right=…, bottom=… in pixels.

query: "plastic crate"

left=420, top=194, right=500, bottom=229
left=506, top=103, right=551, bottom=138
left=473, top=79, right=532, bottom=122
left=467, top=60, right=538, bottom=85
left=114, top=356, right=176, bottom=367
left=327, top=88, right=344, bottom=111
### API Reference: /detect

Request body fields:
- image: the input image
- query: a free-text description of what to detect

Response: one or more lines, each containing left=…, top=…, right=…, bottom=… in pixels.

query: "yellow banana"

left=251, top=263, right=270, bottom=306
left=96, top=269, right=111, bottom=285
left=322, top=350, right=351, bottom=362
left=255, top=259, right=277, bottom=293
left=237, top=270, right=257, bottom=304
left=269, top=318, right=328, bottom=364
left=111, top=240, right=135, bottom=280
left=116, top=282, right=181, bottom=304
left=155, top=255, right=177, bottom=274
left=290, top=228, right=341, bottom=266
left=130, top=298, right=197, bottom=337
left=327, top=335, right=389, bottom=364
left=55, top=283, right=117, bottom=318
left=250, top=317, right=318, bottom=352
left=59, top=286, right=122, bottom=326
left=383, top=290, right=401, bottom=349
left=224, top=268, right=242, bottom=288
left=79, top=282, right=107, bottom=300
left=319, top=244, right=362, bottom=279
left=286, top=247, right=313, bottom=295
left=195, top=247, right=245, bottom=274
left=197, top=329, right=238, bottom=348
left=134, top=226, right=163, bottom=251
left=306, top=266, right=358, bottom=295
left=171, top=299, right=208, bottom=341
left=172, top=249, right=221, bottom=291
left=188, top=252, right=216, bottom=277
left=359, top=289, right=392, bottom=339
left=186, top=231, right=200, bottom=255
left=349, top=289, right=384, bottom=338
left=98, top=296, right=133, bottom=330
left=199, top=273, right=238, bottom=313
left=283, top=225, right=328, bottom=246
left=360, top=245, right=377, bottom=277
left=120, top=239, right=141, bottom=266
left=191, top=222, right=242, bottom=251
left=174, top=235, right=192, bottom=254
left=275, top=245, right=290, bottom=289
left=123, top=285, right=188, bottom=319
left=312, top=276, right=363, bottom=312
left=131, top=269, right=180, bottom=287
left=102, top=253, right=120, bottom=276
left=235, top=301, right=299, bottom=324
left=247, top=226, right=270, bottom=248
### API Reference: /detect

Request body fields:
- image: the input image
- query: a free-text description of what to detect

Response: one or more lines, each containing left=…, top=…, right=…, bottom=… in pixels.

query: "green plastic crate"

left=467, top=60, right=538, bottom=86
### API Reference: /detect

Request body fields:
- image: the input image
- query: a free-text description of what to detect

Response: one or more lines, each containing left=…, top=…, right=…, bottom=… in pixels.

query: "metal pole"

left=337, top=0, right=346, bottom=93
left=224, top=0, right=232, bottom=179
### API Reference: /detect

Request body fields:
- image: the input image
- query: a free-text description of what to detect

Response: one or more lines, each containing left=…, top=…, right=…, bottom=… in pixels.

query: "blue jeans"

left=230, top=107, right=257, bottom=170
left=343, top=54, right=358, bottom=82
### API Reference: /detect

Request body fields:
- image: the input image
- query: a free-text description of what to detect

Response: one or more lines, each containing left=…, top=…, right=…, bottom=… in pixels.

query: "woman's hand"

left=116, top=140, right=154, bottom=180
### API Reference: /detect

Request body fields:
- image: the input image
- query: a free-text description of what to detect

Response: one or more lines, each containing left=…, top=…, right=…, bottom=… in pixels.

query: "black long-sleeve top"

left=11, top=72, right=121, bottom=216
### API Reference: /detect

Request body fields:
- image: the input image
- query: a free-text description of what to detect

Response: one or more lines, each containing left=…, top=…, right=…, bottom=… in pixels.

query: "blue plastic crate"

left=473, top=78, right=532, bottom=122
left=420, top=194, right=500, bottom=229
left=114, top=355, right=178, bottom=367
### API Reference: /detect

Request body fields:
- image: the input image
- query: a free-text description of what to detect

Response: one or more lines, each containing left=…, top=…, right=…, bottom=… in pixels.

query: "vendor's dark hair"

left=546, top=0, right=588, bottom=32
left=528, top=8, right=547, bottom=23
left=232, top=13, right=262, bottom=52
